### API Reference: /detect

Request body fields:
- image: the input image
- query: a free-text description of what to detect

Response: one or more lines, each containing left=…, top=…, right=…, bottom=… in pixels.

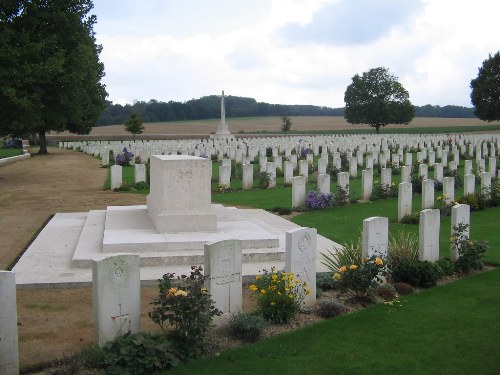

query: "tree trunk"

left=38, top=129, right=48, bottom=154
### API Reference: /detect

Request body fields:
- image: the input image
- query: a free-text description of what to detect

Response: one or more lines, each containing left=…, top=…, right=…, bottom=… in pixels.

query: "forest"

left=96, top=95, right=475, bottom=126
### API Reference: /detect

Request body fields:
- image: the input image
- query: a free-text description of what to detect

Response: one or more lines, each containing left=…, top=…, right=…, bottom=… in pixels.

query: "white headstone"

left=134, top=163, right=146, bottom=184
left=422, top=179, right=435, bottom=209
left=464, top=174, right=475, bottom=196
left=451, top=204, right=470, bottom=261
left=443, top=177, right=455, bottom=203
left=93, top=254, right=141, bottom=347
left=362, top=217, right=389, bottom=258
left=434, top=163, right=444, bottom=183
left=398, top=182, right=413, bottom=222
left=285, top=227, right=317, bottom=307
left=242, top=164, right=253, bottom=190
left=204, top=239, right=242, bottom=316
left=317, top=173, right=330, bottom=195
left=401, top=165, right=411, bottom=183
left=419, top=209, right=440, bottom=262
left=361, top=169, right=373, bottom=200
left=299, top=159, right=309, bottom=179
left=284, top=161, right=293, bottom=185
left=292, top=176, right=307, bottom=209
left=0, top=271, right=19, bottom=375
left=266, top=162, right=277, bottom=188
left=110, top=165, right=122, bottom=190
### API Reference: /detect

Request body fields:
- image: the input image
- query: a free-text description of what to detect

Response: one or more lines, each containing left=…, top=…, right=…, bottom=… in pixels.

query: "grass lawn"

left=0, top=148, right=23, bottom=158
left=165, top=268, right=500, bottom=375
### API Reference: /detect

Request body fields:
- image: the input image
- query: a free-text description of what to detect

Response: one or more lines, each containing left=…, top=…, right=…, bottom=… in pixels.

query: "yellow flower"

left=288, top=294, right=294, bottom=299
left=375, top=258, right=383, bottom=266
left=339, top=266, right=347, bottom=273
left=201, top=288, right=208, bottom=295
left=255, top=275, right=262, bottom=280
left=333, top=273, right=342, bottom=281
left=450, top=236, right=456, bottom=242
left=349, top=264, right=358, bottom=271
left=174, top=289, right=188, bottom=297
left=270, top=302, right=276, bottom=306
left=249, top=284, right=258, bottom=292
left=306, top=289, right=311, bottom=295
left=277, top=291, right=282, bottom=296
left=272, top=274, right=278, bottom=280
left=437, top=196, right=442, bottom=201
left=260, top=289, right=267, bottom=294
left=168, top=287, right=177, bottom=295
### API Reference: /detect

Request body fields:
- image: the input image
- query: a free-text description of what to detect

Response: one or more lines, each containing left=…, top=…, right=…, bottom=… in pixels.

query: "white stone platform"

left=12, top=205, right=337, bottom=288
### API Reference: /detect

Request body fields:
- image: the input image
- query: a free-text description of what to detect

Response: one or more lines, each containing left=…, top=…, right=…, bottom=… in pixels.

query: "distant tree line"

left=95, top=95, right=475, bottom=126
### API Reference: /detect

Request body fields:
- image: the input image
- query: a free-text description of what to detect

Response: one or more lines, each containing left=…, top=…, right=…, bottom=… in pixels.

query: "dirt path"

left=0, top=148, right=148, bottom=369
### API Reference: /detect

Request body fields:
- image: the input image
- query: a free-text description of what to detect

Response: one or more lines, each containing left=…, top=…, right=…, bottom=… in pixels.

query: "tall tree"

left=124, top=113, right=144, bottom=141
left=344, top=67, right=415, bottom=134
left=470, top=51, right=500, bottom=122
left=0, top=0, right=107, bottom=154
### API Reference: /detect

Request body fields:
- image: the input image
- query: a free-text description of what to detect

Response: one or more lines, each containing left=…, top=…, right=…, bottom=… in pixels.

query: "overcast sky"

left=92, top=0, right=499, bottom=108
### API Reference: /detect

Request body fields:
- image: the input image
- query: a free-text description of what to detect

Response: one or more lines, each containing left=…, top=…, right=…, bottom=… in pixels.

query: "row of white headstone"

left=0, top=200, right=473, bottom=372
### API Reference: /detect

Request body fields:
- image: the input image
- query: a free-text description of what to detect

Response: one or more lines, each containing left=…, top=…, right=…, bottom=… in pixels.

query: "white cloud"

left=94, top=0, right=500, bottom=108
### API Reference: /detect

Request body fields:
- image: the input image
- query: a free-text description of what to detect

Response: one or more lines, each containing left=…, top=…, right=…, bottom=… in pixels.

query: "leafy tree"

left=0, top=0, right=107, bottom=154
left=344, top=67, right=415, bottom=134
left=124, top=113, right=144, bottom=140
left=281, top=116, right=292, bottom=132
left=470, top=51, right=500, bottom=122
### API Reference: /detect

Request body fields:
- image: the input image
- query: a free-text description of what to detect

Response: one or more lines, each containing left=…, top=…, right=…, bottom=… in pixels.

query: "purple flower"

left=305, top=191, right=334, bottom=210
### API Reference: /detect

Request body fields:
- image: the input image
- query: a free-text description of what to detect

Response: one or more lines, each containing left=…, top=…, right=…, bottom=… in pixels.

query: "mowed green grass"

left=165, top=268, right=500, bottom=375
left=0, top=148, right=23, bottom=158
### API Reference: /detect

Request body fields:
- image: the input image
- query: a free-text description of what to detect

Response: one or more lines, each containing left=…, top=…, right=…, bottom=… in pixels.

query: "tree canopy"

left=470, top=51, right=500, bottom=122
left=0, top=0, right=107, bottom=153
left=125, top=113, right=144, bottom=140
left=344, top=67, right=415, bottom=133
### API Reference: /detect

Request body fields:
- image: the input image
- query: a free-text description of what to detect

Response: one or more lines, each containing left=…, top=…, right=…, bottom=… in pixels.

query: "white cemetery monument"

left=210, top=90, right=234, bottom=140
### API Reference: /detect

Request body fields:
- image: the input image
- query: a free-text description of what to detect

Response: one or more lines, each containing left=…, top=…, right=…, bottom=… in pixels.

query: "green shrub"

left=249, top=267, right=310, bottom=324
left=435, top=258, right=456, bottom=277
left=134, top=181, right=149, bottom=190
left=456, top=194, right=481, bottom=211
left=100, top=333, right=179, bottom=375
left=393, top=282, right=415, bottom=295
left=149, top=266, right=222, bottom=359
left=278, top=207, right=292, bottom=215
left=387, top=231, right=419, bottom=270
left=80, top=344, right=106, bottom=369
left=451, top=223, right=489, bottom=273
left=391, top=260, right=440, bottom=288
left=229, top=313, right=267, bottom=342
left=316, top=272, right=336, bottom=291
left=317, top=300, right=348, bottom=319
left=332, top=255, right=386, bottom=297
left=259, top=172, right=273, bottom=189
left=376, top=285, right=398, bottom=301
left=335, top=185, right=350, bottom=206
left=399, top=212, right=420, bottom=224
left=321, top=240, right=362, bottom=273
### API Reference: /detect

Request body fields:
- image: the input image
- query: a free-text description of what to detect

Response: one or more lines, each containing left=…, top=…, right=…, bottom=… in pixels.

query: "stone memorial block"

left=464, top=174, right=475, bottom=196
left=405, top=152, right=413, bottom=166
left=357, top=151, right=364, bottom=166
left=306, top=153, right=313, bottom=164
left=362, top=217, right=389, bottom=258
left=299, top=159, right=309, bottom=179
left=434, top=163, right=444, bottom=183
left=285, top=227, right=317, bottom=307
left=284, top=161, right=293, bottom=185
left=235, top=149, right=243, bottom=163
left=204, top=239, right=242, bottom=315
left=451, top=204, right=470, bottom=261
left=361, top=169, right=373, bottom=200
left=441, top=151, right=448, bottom=165
left=365, top=154, right=374, bottom=169
left=110, top=165, right=122, bottom=190
left=381, top=168, right=392, bottom=186
left=290, top=154, right=298, bottom=168
left=219, top=164, right=231, bottom=187
left=147, top=155, right=216, bottom=233
left=93, top=255, right=141, bottom=347
left=266, top=162, right=277, bottom=188
left=419, top=164, right=428, bottom=179
left=428, top=150, right=435, bottom=166
left=398, top=182, right=413, bottom=222
left=292, top=176, right=306, bottom=208
left=448, top=161, right=458, bottom=171
left=422, top=179, right=435, bottom=209
left=317, top=158, right=327, bottom=174
left=242, top=164, right=254, bottom=190
left=317, top=173, right=330, bottom=195
left=0, top=271, right=19, bottom=375
left=134, top=164, right=146, bottom=184
left=419, top=209, right=440, bottom=262
left=401, top=165, right=411, bottom=183
left=477, top=158, right=485, bottom=173
left=333, top=156, right=342, bottom=170
left=442, top=177, right=455, bottom=203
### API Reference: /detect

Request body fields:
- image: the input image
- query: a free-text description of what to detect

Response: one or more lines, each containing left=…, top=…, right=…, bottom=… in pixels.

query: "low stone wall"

left=0, top=151, right=31, bottom=167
